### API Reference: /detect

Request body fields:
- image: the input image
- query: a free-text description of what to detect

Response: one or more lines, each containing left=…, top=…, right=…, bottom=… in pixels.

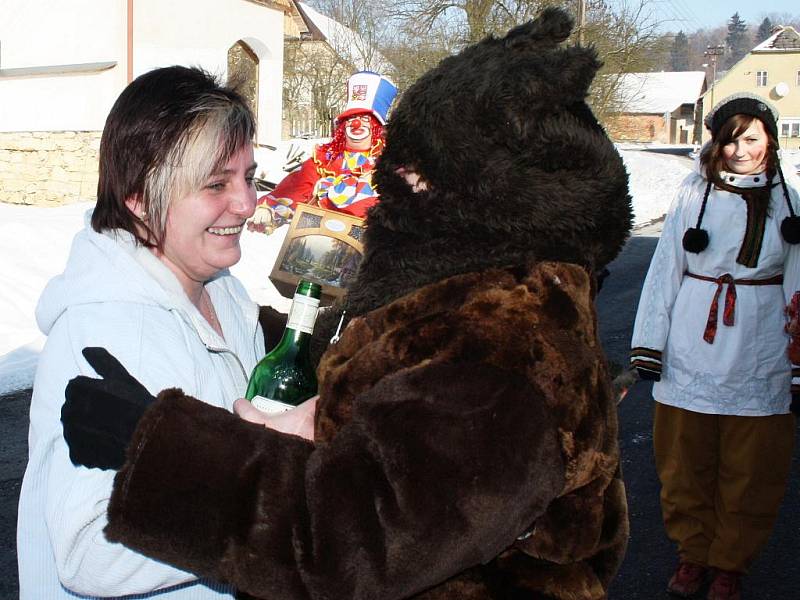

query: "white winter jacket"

left=17, top=216, right=265, bottom=599
left=631, top=162, right=800, bottom=416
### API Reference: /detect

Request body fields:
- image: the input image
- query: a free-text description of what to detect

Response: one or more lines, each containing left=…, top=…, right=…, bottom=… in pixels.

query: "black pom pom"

left=682, top=228, right=709, bottom=253
left=782, top=216, right=800, bottom=244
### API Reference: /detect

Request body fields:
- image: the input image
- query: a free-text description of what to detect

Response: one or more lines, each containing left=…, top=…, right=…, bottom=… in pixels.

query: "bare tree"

left=380, top=0, right=666, bottom=123
left=282, top=40, right=350, bottom=136
left=581, top=0, right=666, bottom=119
left=385, top=0, right=550, bottom=47
left=685, top=27, right=727, bottom=71
left=311, top=0, right=393, bottom=73
left=283, top=1, right=391, bottom=137
left=380, top=17, right=461, bottom=91
left=291, top=0, right=673, bottom=128
left=758, top=12, right=800, bottom=31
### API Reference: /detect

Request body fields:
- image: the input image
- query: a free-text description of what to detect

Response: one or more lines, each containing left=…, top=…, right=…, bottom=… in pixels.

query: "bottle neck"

left=276, top=325, right=312, bottom=350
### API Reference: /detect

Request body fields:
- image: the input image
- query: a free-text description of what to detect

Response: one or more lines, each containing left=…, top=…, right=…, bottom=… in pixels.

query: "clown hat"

left=335, top=71, right=398, bottom=125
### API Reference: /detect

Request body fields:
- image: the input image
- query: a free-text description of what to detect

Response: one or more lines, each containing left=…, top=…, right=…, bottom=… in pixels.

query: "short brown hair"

left=92, top=66, right=256, bottom=249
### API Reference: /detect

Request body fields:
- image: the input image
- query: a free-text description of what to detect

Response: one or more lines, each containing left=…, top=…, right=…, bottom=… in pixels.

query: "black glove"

left=61, top=347, right=155, bottom=470
left=636, top=367, right=661, bottom=382
left=792, top=393, right=800, bottom=417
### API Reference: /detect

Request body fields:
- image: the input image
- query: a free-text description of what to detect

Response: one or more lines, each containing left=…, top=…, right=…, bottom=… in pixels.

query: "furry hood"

left=324, top=8, right=632, bottom=335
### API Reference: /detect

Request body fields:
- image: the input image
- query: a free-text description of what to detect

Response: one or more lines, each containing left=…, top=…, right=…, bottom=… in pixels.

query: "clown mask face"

left=345, top=115, right=373, bottom=151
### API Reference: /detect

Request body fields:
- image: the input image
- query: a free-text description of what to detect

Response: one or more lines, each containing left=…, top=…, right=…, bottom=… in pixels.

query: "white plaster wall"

left=1, top=0, right=284, bottom=141
left=0, top=0, right=127, bottom=131
left=135, top=0, right=284, bottom=147
left=0, top=0, right=124, bottom=67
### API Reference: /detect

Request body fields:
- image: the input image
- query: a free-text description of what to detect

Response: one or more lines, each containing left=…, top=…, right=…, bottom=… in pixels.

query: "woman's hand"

left=234, top=396, right=317, bottom=441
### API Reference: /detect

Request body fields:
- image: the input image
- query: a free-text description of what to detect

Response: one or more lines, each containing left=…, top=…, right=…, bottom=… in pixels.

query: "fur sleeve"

left=105, top=363, right=565, bottom=600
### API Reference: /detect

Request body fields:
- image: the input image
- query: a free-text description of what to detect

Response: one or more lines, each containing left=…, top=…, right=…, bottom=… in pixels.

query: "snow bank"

left=621, top=150, right=692, bottom=226
left=254, top=138, right=325, bottom=186
left=0, top=202, right=90, bottom=395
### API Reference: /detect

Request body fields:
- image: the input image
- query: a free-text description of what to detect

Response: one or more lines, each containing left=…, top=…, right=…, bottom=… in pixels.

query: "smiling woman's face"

left=722, top=118, right=768, bottom=175
left=156, top=145, right=257, bottom=289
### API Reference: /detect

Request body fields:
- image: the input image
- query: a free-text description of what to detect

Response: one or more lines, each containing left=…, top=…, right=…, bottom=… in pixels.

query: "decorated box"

left=270, top=204, right=365, bottom=304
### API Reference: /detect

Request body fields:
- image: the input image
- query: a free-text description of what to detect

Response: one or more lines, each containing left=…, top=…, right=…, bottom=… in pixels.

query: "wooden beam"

left=127, top=0, right=133, bottom=83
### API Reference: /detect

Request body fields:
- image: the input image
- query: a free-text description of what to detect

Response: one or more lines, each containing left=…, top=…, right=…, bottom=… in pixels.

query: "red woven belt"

left=686, top=272, right=783, bottom=344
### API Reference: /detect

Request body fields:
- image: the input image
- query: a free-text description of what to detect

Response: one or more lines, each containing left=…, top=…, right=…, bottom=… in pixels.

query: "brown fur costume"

left=105, top=8, right=632, bottom=600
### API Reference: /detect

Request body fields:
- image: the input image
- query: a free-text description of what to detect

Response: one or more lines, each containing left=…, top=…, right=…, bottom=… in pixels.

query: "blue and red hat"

left=335, top=71, right=398, bottom=126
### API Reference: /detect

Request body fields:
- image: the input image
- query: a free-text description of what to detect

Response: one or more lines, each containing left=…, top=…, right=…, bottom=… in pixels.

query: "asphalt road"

left=0, top=388, right=27, bottom=599
left=1, top=233, right=798, bottom=598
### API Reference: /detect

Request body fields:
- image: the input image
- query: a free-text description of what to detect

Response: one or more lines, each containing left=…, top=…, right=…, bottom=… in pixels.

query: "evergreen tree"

left=670, top=31, right=690, bottom=70
left=756, top=17, right=774, bottom=44
left=725, top=13, right=750, bottom=68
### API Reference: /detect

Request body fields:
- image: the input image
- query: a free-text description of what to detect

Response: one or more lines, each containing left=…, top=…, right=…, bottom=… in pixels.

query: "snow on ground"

left=621, top=150, right=692, bottom=226
left=254, top=137, right=323, bottom=186
left=0, top=148, right=796, bottom=394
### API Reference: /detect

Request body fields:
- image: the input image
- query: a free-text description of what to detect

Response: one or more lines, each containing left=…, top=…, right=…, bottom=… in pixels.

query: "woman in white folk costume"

left=631, top=93, right=800, bottom=600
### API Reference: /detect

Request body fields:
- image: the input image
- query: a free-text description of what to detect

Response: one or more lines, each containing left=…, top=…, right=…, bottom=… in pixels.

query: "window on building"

left=756, top=71, right=768, bottom=87
left=780, top=120, right=800, bottom=138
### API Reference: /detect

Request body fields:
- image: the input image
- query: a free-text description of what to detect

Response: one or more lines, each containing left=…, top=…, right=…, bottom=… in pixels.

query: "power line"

left=657, top=0, right=702, bottom=33
left=671, top=0, right=704, bottom=30
left=652, top=1, right=689, bottom=32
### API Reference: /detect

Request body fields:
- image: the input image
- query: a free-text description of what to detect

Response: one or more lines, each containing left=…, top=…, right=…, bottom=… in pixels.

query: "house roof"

left=615, top=71, right=706, bottom=114
left=295, top=2, right=392, bottom=74
left=245, top=0, right=294, bottom=11
left=291, top=2, right=325, bottom=41
left=753, top=26, right=800, bottom=52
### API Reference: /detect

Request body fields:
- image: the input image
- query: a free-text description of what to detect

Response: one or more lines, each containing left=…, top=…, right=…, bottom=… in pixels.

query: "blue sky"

left=648, top=0, right=799, bottom=33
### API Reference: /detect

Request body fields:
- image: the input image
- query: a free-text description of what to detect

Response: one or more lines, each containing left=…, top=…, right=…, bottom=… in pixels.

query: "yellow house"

left=701, top=26, right=800, bottom=150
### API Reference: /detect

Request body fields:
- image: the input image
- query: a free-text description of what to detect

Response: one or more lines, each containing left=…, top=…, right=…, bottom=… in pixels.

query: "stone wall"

left=0, top=131, right=101, bottom=206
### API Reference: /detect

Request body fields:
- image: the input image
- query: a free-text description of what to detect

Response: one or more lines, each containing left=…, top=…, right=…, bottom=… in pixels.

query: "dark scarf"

left=714, top=178, right=775, bottom=268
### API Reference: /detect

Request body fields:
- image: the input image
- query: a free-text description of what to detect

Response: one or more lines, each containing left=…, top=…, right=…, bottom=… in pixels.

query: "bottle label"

left=286, top=294, right=320, bottom=334
left=250, top=395, right=295, bottom=415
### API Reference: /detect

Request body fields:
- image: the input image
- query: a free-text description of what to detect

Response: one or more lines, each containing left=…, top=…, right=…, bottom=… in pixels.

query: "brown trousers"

left=653, top=402, right=795, bottom=572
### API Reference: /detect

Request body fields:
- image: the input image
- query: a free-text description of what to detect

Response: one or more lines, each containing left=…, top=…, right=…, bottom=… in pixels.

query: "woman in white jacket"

left=17, top=66, right=269, bottom=599
left=630, top=93, right=800, bottom=600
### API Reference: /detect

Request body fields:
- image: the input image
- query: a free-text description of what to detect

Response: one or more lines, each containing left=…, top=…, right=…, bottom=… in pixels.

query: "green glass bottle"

left=245, top=280, right=322, bottom=414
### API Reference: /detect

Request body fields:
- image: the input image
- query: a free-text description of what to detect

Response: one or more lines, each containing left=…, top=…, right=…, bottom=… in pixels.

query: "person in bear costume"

left=61, top=8, right=632, bottom=599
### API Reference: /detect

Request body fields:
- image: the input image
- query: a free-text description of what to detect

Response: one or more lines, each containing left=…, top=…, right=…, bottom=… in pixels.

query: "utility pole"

left=703, top=45, right=725, bottom=110
left=577, top=0, right=586, bottom=45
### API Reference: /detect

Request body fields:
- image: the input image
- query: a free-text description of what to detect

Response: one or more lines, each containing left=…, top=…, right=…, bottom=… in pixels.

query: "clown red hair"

left=320, top=114, right=384, bottom=160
